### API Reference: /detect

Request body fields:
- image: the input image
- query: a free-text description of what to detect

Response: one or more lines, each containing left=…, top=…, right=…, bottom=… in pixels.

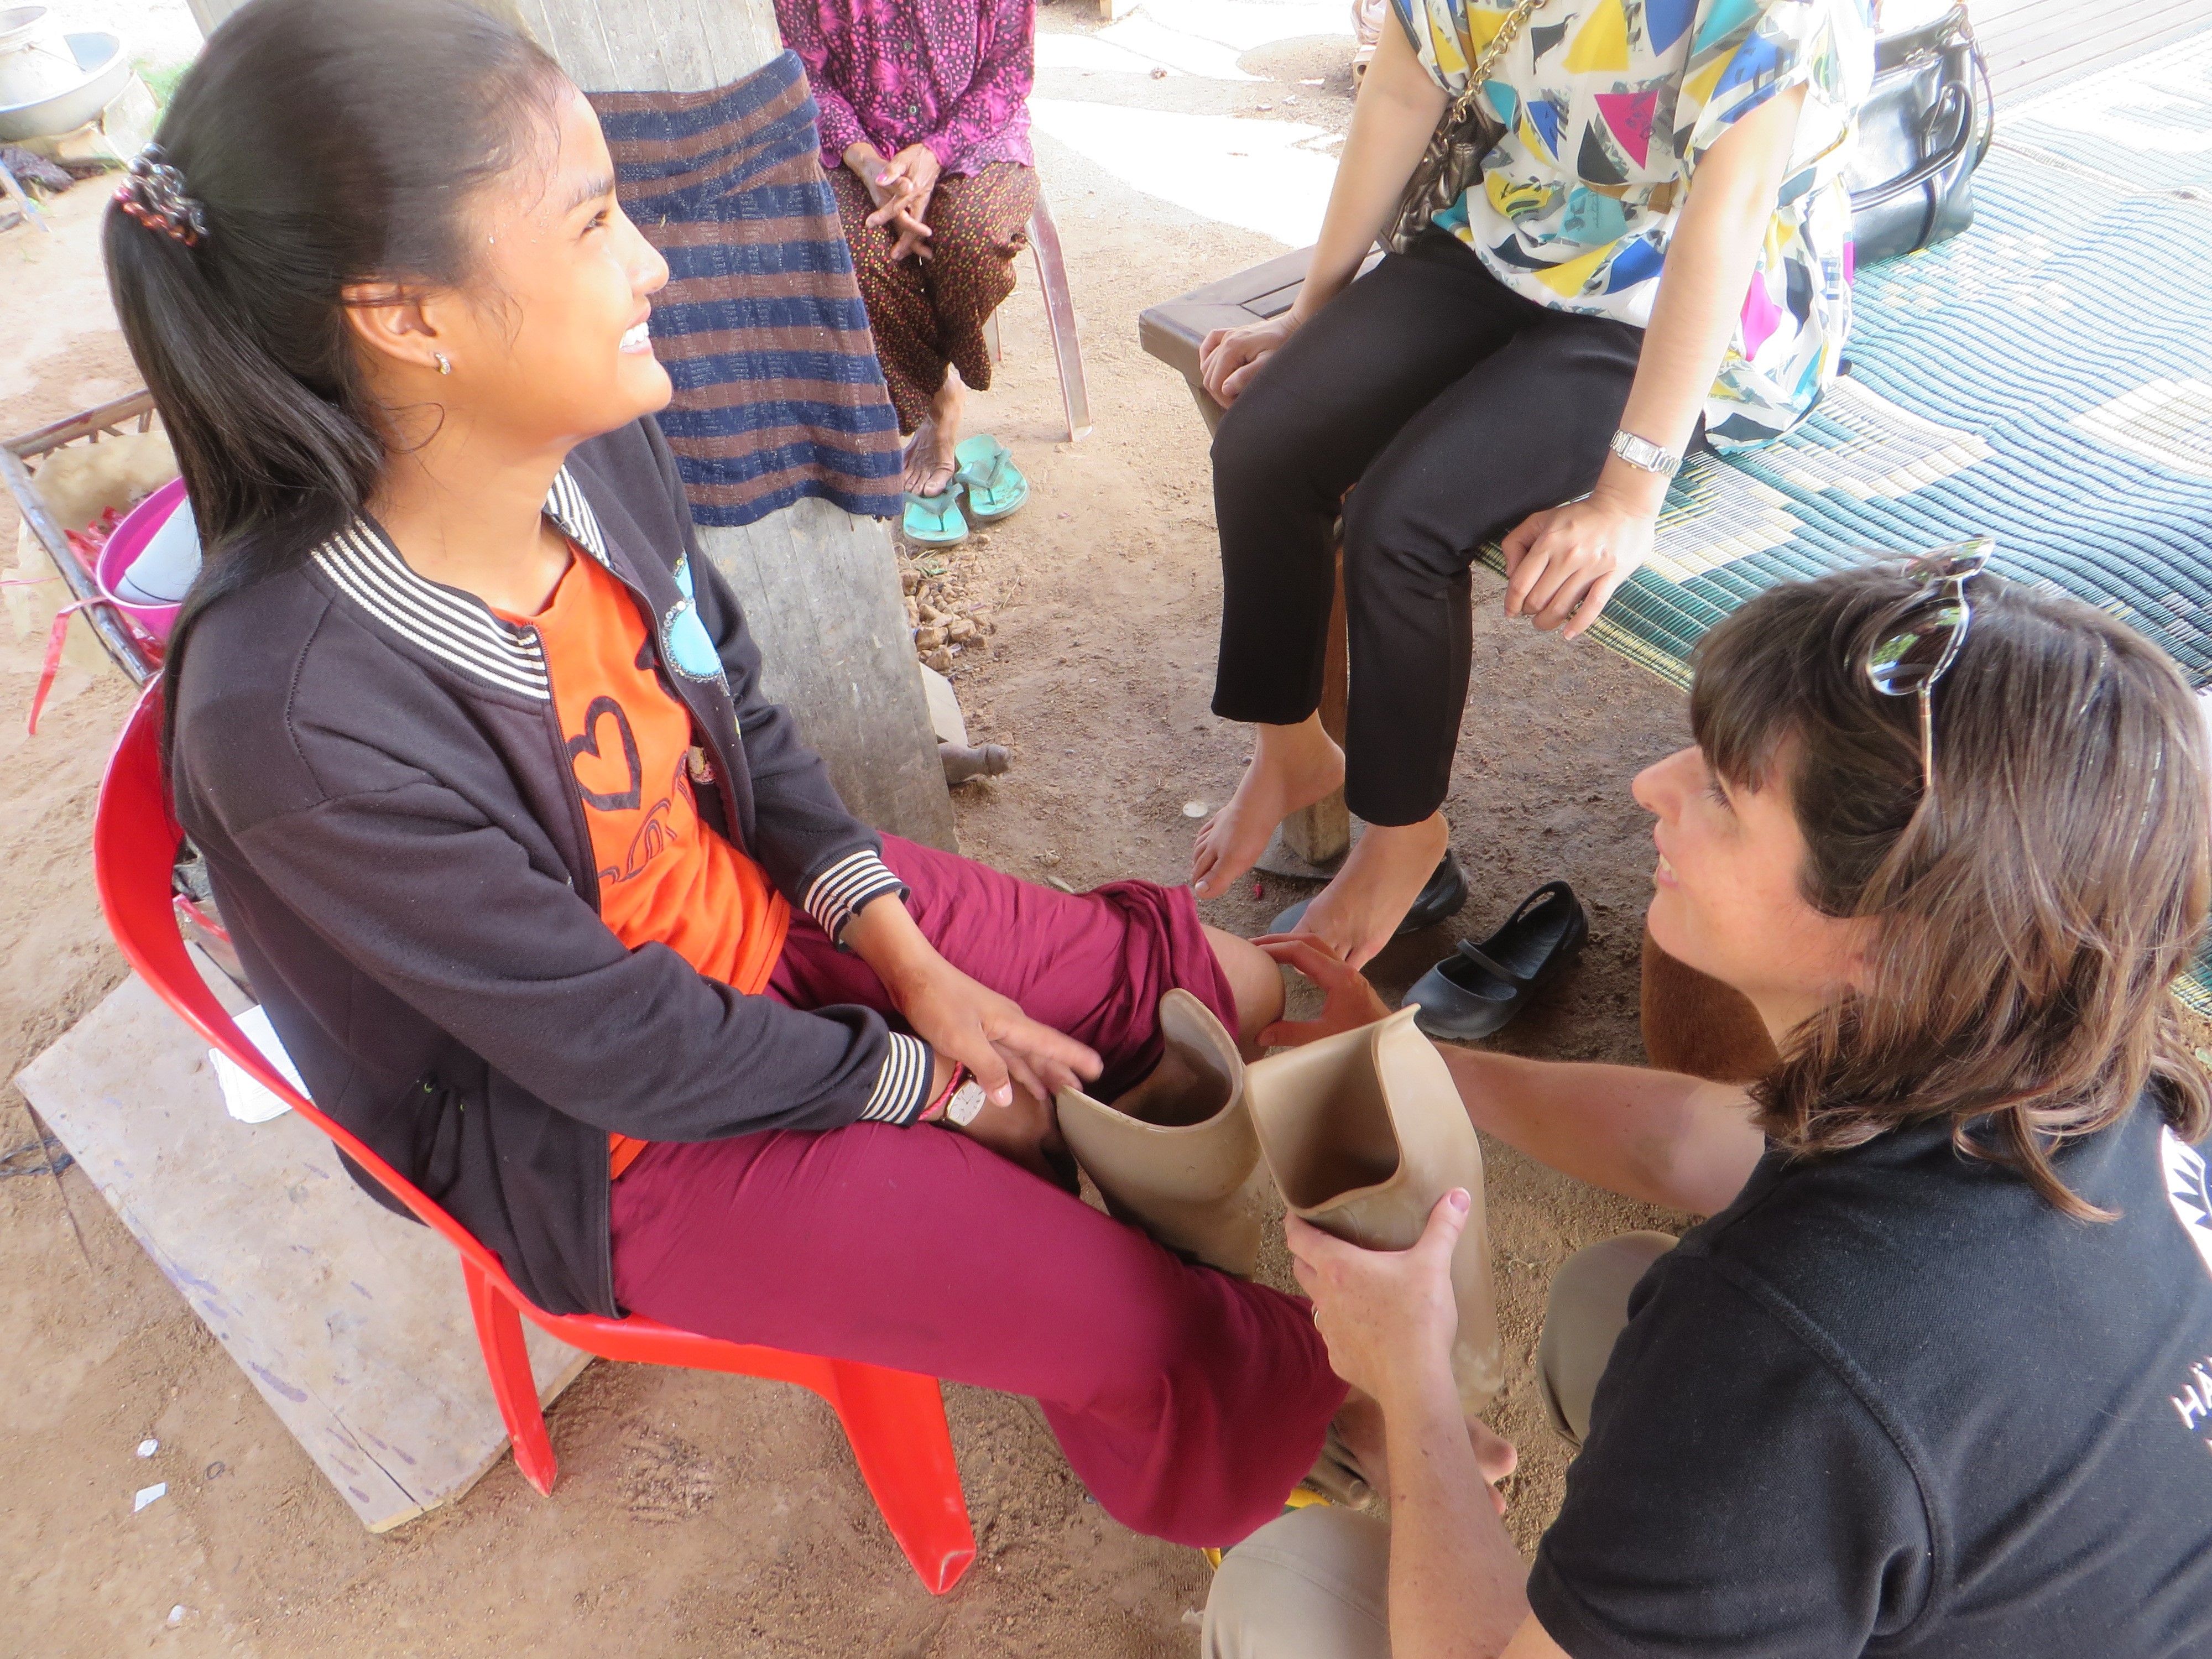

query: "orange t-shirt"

left=503, top=552, right=790, bottom=1178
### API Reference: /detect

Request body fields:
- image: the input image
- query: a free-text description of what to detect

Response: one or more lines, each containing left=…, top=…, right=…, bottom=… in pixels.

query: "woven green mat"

left=1483, top=32, right=2212, bottom=1014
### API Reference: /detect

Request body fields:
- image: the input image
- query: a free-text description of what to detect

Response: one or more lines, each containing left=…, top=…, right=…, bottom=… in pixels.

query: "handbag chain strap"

left=1448, top=0, right=1546, bottom=126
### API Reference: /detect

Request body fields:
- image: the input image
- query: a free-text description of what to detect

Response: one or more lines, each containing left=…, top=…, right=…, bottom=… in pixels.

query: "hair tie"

left=113, top=145, right=207, bottom=248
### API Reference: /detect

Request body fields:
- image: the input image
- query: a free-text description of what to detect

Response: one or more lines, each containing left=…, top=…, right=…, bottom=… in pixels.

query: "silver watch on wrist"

left=1608, top=427, right=1682, bottom=478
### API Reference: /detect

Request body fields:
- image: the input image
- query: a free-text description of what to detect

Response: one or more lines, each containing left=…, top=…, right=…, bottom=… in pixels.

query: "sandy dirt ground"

left=0, top=7, right=1694, bottom=1654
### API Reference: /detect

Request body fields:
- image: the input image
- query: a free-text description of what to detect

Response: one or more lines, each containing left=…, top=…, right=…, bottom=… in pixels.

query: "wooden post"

left=514, top=2, right=963, bottom=847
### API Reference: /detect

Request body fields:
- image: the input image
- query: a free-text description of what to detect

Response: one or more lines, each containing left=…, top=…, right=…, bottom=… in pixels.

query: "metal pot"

left=0, top=7, right=77, bottom=109
left=0, top=28, right=129, bottom=142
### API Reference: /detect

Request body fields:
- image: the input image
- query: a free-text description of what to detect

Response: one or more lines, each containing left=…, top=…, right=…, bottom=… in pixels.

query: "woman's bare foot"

left=1292, top=813, right=1451, bottom=971
left=903, top=370, right=966, bottom=495
left=1191, top=715, right=1346, bottom=900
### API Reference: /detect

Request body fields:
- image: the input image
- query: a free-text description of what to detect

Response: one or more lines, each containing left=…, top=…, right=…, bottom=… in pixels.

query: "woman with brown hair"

left=1204, top=554, right=2212, bottom=1656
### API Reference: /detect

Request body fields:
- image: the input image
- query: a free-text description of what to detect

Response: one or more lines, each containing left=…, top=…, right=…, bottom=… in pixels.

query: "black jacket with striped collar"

left=171, top=418, right=930, bottom=1318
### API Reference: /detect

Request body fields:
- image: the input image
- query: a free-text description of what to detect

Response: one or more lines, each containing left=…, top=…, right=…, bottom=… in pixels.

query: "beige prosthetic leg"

left=1056, top=990, right=1266, bottom=1278
left=1244, top=1007, right=1504, bottom=1415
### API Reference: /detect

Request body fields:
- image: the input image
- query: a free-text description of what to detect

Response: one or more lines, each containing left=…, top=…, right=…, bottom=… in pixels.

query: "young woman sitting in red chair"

left=105, top=0, right=1342, bottom=1550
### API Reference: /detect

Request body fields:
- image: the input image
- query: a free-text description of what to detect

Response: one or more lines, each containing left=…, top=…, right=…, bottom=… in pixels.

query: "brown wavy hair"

left=1690, top=565, right=2212, bottom=1217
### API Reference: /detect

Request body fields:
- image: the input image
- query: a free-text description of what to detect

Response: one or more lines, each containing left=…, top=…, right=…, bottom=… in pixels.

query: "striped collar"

left=310, top=466, right=615, bottom=703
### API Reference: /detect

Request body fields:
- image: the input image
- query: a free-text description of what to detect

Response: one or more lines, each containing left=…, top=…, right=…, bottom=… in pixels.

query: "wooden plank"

left=1980, top=0, right=2212, bottom=94
left=2, top=391, right=156, bottom=461
left=0, top=440, right=157, bottom=687
left=15, top=955, right=589, bottom=1534
left=1992, top=6, right=2201, bottom=72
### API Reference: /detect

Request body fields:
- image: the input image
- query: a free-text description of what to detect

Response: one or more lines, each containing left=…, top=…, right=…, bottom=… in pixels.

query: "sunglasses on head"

left=1862, top=536, right=1997, bottom=798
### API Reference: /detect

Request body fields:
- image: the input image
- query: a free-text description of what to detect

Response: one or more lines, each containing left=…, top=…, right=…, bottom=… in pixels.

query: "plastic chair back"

left=93, top=685, right=975, bottom=1592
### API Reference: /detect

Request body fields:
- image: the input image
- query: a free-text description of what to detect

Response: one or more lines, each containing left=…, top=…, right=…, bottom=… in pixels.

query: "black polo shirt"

left=1530, top=1097, right=2212, bottom=1658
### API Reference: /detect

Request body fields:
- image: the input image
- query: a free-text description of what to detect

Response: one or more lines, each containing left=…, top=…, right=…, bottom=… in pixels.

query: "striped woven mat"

left=1481, top=30, right=2212, bottom=1013
left=592, top=51, right=905, bottom=529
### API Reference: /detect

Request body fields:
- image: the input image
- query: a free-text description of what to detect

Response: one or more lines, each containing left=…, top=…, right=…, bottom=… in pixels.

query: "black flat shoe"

left=1402, top=879, right=1589, bottom=1042
left=1267, top=850, right=1469, bottom=938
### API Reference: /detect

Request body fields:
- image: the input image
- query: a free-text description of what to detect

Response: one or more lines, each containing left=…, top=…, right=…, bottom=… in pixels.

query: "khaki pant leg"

left=1203, top=1506, right=1394, bottom=1659
left=1536, top=1232, right=1678, bottom=1449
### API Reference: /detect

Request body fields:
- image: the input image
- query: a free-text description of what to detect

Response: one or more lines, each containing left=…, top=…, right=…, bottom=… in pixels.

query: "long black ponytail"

left=102, top=0, right=565, bottom=745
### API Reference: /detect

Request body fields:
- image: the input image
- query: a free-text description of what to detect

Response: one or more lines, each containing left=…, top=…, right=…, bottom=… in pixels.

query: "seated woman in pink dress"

left=776, top=0, right=1037, bottom=533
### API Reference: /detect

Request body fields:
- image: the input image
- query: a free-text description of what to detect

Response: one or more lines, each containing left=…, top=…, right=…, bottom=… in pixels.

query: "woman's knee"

left=1338, top=465, right=1467, bottom=591
left=921, top=205, right=1009, bottom=268
left=1209, top=364, right=1343, bottom=510
left=1537, top=1232, right=1678, bottom=1447
left=841, top=222, right=896, bottom=291
left=1204, top=1506, right=1394, bottom=1659
left=1206, top=925, right=1285, bottom=1056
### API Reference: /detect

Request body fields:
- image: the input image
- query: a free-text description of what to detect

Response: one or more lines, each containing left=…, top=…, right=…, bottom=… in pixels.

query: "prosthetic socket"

left=1059, top=997, right=1501, bottom=1415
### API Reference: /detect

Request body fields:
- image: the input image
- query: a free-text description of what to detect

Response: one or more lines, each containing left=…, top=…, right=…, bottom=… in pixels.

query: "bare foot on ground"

left=1291, top=812, right=1451, bottom=971
left=904, top=369, right=967, bottom=495
left=1190, top=714, right=1345, bottom=899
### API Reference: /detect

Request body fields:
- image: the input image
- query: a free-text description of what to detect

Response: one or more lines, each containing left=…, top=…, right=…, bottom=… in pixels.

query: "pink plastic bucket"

left=94, top=476, right=192, bottom=643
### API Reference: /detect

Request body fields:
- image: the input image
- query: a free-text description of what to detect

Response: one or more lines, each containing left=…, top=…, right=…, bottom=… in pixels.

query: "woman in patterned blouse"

left=775, top=0, right=1038, bottom=506
left=1189, top=0, right=1874, bottom=969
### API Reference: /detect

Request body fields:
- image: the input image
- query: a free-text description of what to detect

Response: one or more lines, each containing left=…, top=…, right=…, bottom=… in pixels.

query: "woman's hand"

left=870, top=142, right=942, bottom=216
left=884, top=206, right=934, bottom=263
left=841, top=893, right=1100, bottom=1105
left=843, top=142, right=937, bottom=261
left=1199, top=310, right=1303, bottom=407
left=1287, top=1190, right=1469, bottom=1408
left=1254, top=935, right=1391, bottom=1047
left=1499, top=489, right=1659, bottom=640
left=895, top=954, right=1100, bottom=1105
left=870, top=144, right=941, bottom=260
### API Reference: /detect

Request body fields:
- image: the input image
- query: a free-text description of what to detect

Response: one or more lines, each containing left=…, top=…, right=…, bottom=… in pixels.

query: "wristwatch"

left=944, top=1079, right=989, bottom=1127
left=1608, top=427, right=1682, bottom=478
left=920, top=1062, right=990, bottom=1127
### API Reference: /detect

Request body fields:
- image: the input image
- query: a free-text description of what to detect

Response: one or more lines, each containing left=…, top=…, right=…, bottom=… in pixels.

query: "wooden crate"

left=1, top=389, right=165, bottom=685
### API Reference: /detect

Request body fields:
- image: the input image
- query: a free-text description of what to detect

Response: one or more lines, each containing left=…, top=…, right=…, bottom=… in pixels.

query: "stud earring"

left=434, top=352, right=452, bottom=376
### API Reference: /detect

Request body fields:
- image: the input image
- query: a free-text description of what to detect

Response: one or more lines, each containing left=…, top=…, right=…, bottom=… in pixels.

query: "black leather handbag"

left=1847, top=4, right=1995, bottom=263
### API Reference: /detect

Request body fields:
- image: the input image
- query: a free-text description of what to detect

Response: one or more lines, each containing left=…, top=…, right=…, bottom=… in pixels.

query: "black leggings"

left=1210, top=231, right=1662, bottom=827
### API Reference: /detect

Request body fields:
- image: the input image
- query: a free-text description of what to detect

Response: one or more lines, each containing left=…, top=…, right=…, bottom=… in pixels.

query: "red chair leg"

left=463, top=1258, right=558, bottom=1496
left=823, top=1360, right=977, bottom=1595
left=1027, top=196, right=1092, bottom=442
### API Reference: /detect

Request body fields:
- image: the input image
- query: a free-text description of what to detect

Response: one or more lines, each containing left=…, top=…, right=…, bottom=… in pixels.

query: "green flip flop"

left=954, top=434, right=1029, bottom=523
left=902, top=484, right=968, bottom=546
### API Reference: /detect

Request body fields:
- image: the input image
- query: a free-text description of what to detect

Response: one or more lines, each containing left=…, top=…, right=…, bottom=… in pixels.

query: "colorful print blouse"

left=1390, top=0, right=1875, bottom=447
left=775, top=0, right=1036, bottom=178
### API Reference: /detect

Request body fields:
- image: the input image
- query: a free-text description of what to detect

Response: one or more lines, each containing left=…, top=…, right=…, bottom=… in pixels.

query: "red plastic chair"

left=93, top=686, right=976, bottom=1593
left=979, top=191, right=1092, bottom=441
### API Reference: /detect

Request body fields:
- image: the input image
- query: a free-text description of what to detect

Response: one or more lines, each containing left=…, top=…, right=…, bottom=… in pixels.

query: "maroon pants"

left=609, top=837, right=1346, bottom=1547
